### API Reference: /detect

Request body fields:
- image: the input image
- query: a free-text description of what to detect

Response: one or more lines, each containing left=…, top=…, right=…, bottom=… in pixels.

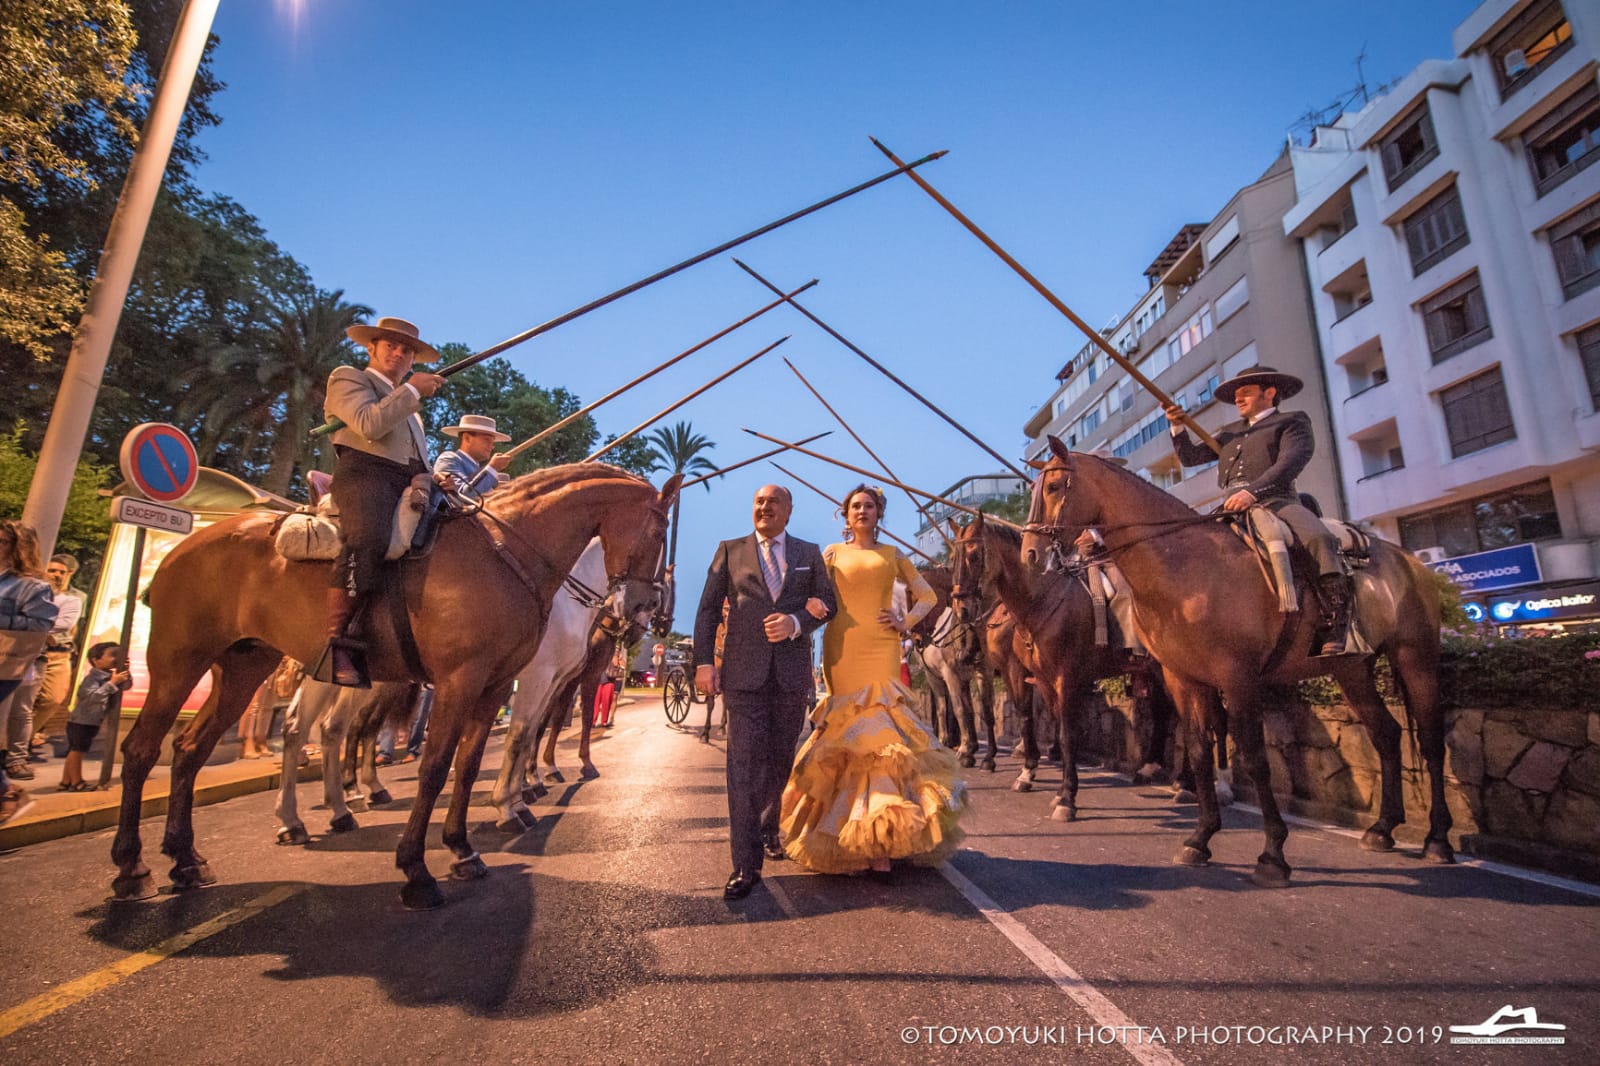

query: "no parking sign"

left=119, top=423, right=198, bottom=503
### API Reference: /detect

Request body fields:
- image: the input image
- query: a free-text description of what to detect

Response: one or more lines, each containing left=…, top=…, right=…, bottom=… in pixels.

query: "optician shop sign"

left=1426, top=543, right=1541, bottom=594
left=1486, top=581, right=1600, bottom=625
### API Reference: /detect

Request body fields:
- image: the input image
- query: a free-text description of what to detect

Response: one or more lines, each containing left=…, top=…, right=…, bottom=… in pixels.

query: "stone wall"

left=1078, top=688, right=1600, bottom=880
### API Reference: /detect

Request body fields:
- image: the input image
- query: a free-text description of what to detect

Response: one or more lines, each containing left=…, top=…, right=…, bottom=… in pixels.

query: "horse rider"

left=435, top=414, right=513, bottom=501
left=317, top=316, right=447, bottom=688
left=1162, top=365, right=1351, bottom=656
left=1069, top=450, right=1145, bottom=657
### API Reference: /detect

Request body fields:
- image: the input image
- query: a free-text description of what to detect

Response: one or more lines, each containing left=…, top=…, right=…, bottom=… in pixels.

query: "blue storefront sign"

left=1486, top=581, right=1600, bottom=625
left=1426, top=543, right=1541, bottom=594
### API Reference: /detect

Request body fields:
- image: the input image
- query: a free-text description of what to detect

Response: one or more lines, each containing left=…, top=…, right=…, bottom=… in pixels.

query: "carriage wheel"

left=663, top=668, right=692, bottom=725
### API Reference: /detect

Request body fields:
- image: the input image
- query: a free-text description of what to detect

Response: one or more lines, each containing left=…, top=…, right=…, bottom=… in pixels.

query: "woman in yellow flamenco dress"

left=779, top=484, right=969, bottom=874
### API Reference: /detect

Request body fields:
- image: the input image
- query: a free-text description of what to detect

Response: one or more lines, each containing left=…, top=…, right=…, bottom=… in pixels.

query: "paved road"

left=2, top=701, right=1595, bottom=1065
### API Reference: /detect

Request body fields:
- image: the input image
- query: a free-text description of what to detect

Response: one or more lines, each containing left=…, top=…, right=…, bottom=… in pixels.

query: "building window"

left=1488, top=0, right=1574, bottom=101
left=1440, top=367, right=1516, bottom=457
left=1397, top=480, right=1561, bottom=555
left=1403, top=186, right=1470, bottom=276
left=1196, top=373, right=1220, bottom=404
left=1420, top=272, right=1492, bottom=363
left=1380, top=104, right=1439, bottom=192
left=1549, top=199, right=1600, bottom=300
left=1215, top=276, right=1249, bottom=324
left=1525, top=80, right=1600, bottom=197
left=1579, top=322, right=1600, bottom=409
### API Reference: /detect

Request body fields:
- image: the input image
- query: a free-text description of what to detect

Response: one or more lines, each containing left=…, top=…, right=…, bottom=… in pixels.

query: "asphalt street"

left=2, top=696, right=1595, bottom=1065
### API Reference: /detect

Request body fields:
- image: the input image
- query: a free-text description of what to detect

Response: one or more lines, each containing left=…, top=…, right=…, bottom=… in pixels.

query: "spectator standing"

left=0, top=520, right=58, bottom=824
left=61, top=642, right=131, bottom=790
left=16, top=554, right=86, bottom=768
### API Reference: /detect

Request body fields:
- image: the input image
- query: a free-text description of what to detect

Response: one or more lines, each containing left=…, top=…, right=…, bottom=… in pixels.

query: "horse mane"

left=484, top=461, right=651, bottom=515
left=1079, top=454, right=1198, bottom=520
left=979, top=519, right=1023, bottom=549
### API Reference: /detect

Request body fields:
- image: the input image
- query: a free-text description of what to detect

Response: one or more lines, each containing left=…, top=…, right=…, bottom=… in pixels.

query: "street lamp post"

left=22, top=0, right=223, bottom=556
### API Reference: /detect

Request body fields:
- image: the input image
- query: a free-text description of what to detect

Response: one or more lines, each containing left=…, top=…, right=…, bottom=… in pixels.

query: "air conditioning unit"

left=1502, top=49, right=1528, bottom=78
left=1414, top=546, right=1449, bottom=564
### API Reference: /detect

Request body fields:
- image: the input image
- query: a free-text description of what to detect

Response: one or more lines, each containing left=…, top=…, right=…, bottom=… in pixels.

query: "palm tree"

left=179, top=286, right=371, bottom=495
left=642, top=420, right=717, bottom=570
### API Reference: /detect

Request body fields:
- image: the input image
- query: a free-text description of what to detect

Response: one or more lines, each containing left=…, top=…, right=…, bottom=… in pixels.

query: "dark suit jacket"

left=1171, top=409, right=1315, bottom=503
left=693, top=534, right=836, bottom=693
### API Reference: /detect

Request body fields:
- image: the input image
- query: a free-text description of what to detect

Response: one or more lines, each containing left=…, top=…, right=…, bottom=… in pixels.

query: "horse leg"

left=1230, top=688, right=1291, bottom=888
left=1049, top=679, right=1079, bottom=822
left=274, top=685, right=313, bottom=846
left=1011, top=668, right=1039, bottom=792
left=164, top=644, right=279, bottom=889
left=1393, top=645, right=1454, bottom=863
left=361, top=684, right=412, bottom=808
left=977, top=666, right=998, bottom=772
left=576, top=675, right=600, bottom=779
left=488, top=704, right=536, bottom=832
left=442, top=692, right=504, bottom=882
left=952, top=667, right=978, bottom=769
left=1334, top=660, right=1403, bottom=852
left=1164, top=674, right=1222, bottom=867
left=112, top=651, right=214, bottom=900
left=395, top=683, right=472, bottom=910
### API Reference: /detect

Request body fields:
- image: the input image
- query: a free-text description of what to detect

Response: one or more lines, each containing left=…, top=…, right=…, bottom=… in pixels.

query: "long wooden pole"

left=679, top=432, right=832, bottom=489
left=770, top=461, right=935, bottom=562
left=460, top=282, right=815, bottom=494
left=313, top=150, right=948, bottom=436
left=733, top=257, right=1034, bottom=481
left=587, top=338, right=789, bottom=462
left=781, top=356, right=952, bottom=550
left=869, top=137, right=1222, bottom=455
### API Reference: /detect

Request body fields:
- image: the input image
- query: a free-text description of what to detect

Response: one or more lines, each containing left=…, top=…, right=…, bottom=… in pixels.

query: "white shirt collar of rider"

left=1248, top=406, right=1278, bottom=426
left=366, top=366, right=399, bottom=390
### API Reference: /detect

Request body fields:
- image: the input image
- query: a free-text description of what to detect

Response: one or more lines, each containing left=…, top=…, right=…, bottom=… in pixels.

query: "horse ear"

left=1025, top=457, right=1048, bottom=471
left=1046, top=435, right=1071, bottom=462
left=658, top=472, right=684, bottom=507
left=946, top=518, right=963, bottom=539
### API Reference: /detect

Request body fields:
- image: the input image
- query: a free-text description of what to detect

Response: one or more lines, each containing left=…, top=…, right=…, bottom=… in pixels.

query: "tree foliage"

left=422, top=347, right=597, bottom=475
left=642, top=421, right=717, bottom=569
left=0, top=423, right=112, bottom=560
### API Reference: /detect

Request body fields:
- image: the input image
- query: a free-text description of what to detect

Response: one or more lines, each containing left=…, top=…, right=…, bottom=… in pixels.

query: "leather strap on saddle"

left=469, top=513, right=549, bottom=620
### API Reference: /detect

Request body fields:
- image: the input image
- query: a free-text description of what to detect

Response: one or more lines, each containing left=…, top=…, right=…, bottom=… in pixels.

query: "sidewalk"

left=0, top=690, right=653, bottom=852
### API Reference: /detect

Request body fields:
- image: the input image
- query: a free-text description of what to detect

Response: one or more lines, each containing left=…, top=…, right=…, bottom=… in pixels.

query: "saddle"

left=1229, top=509, right=1373, bottom=654
left=272, top=473, right=445, bottom=563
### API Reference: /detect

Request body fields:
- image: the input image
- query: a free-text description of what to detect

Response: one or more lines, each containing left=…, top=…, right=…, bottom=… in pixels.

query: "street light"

left=22, top=0, right=223, bottom=556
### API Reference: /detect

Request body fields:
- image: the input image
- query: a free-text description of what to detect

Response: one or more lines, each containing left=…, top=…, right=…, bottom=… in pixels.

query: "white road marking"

left=939, top=862, right=1184, bottom=1066
left=1233, top=803, right=1600, bottom=900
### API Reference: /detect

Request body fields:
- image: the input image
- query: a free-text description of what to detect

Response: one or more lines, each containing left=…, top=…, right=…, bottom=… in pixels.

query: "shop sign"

left=1486, top=581, right=1600, bottom=624
left=1427, top=543, right=1541, bottom=594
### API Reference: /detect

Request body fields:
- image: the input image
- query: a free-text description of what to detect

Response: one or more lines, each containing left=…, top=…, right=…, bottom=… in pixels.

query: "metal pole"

left=313, top=149, right=948, bottom=436
left=869, top=137, right=1221, bottom=455
left=733, top=258, right=1034, bottom=481
left=23, top=0, right=223, bottom=556
left=678, top=432, right=832, bottom=490
left=586, top=337, right=789, bottom=462
left=781, top=356, right=952, bottom=550
left=97, top=524, right=145, bottom=789
left=769, top=461, right=934, bottom=562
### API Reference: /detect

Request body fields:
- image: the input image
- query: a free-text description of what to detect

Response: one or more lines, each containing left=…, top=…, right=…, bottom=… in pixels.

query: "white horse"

left=273, top=678, right=414, bottom=845
left=488, top=537, right=614, bottom=832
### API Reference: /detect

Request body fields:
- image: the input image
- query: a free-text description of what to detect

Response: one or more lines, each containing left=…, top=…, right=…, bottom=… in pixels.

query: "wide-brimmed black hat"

left=1215, top=365, right=1303, bottom=403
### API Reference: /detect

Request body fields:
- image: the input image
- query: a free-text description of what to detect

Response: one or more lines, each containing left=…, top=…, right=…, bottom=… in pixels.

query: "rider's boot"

left=313, top=586, right=370, bottom=688
left=1315, top=573, right=1354, bottom=657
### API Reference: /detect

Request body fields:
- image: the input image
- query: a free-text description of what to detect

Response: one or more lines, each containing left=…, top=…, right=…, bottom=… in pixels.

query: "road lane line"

left=939, top=863, right=1183, bottom=1066
left=1234, top=804, right=1600, bottom=900
left=0, top=884, right=304, bottom=1041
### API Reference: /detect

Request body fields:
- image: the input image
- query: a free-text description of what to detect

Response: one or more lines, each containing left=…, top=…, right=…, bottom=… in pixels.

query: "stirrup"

left=312, top=637, right=371, bottom=688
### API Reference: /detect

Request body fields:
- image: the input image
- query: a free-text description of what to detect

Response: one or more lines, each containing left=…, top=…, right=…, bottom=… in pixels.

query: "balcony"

left=1328, top=300, right=1380, bottom=358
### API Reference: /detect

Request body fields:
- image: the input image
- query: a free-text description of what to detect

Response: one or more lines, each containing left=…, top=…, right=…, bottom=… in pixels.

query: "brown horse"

left=111, top=463, right=680, bottom=909
left=1026, top=439, right=1449, bottom=887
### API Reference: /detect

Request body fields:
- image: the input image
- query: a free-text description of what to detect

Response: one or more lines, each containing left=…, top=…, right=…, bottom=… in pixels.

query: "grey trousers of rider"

left=1262, top=498, right=1342, bottom=577
left=722, top=665, right=808, bottom=874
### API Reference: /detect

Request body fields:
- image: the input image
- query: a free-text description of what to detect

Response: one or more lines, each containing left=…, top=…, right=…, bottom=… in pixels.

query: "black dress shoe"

left=724, top=869, right=761, bottom=899
left=762, top=836, right=786, bottom=861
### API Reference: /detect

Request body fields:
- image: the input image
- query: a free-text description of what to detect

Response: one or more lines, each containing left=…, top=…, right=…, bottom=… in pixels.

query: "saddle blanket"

left=274, top=474, right=432, bottom=563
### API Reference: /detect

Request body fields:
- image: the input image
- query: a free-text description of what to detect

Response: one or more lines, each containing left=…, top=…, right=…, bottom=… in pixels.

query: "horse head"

left=597, top=472, right=683, bottom=631
left=950, top=515, right=993, bottom=621
left=1022, top=435, right=1096, bottom=574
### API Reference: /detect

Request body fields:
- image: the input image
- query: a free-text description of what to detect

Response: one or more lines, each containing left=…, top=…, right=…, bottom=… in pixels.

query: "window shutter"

left=1381, top=141, right=1402, bottom=183
left=1554, top=232, right=1586, bottom=283
left=1419, top=109, right=1438, bottom=152
left=1424, top=308, right=1450, bottom=352
left=1465, top=285, right=1490, bottom=334
left=1340, top=199, right=1357, bottom=233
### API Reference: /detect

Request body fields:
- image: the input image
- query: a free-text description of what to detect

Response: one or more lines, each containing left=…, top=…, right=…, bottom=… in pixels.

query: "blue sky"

left=193, top=0, right=1474, bottom=630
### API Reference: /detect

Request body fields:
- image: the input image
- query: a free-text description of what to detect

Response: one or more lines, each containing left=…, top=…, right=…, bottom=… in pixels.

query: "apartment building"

left=1023, top=152, right=1341, bottom=517
left=1284, top=0, right=1600, bottom=624
left=913, top=473, right=1028, bottom=558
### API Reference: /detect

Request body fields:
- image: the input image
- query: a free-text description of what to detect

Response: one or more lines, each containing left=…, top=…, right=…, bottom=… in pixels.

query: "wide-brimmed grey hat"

left=346, top=316, right=439, bottom=363
left=440, top=414, right=510, bottom=442
left=1215, top=365, right=1303, bottom=404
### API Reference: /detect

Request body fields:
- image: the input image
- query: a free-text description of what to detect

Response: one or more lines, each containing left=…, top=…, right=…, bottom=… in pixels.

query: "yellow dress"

left=779, top=542, right=969, bottom=873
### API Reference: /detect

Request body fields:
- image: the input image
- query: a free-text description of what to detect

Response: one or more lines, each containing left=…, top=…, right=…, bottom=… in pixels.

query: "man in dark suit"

left=1163, top=366, right=1351, bottom=655
left=694, top=484, right=836, bottom=899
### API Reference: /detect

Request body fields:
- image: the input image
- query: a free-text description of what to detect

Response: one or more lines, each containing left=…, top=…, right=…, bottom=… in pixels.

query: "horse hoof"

left=980, top=759, right=996, bottom=773
left=1050, top=805, right=1076, bottom=823
left=1359, top=827, right=1396, bottom=852
left=345, top=795, right=369, bottom=813
left=329, top=813, right=359, bottom=833
left=515, top=805, right=538, bottom=828
left=958, top=754, right=976, bottom=769
left=1172, top=789, right=1198, bottom=805
left=1011, top=779, right=1033, bottom=793
left=494, top=815, right=525, bottom=834
left=110, top=872, right=159, bottom=902
left=520, top=784, right=547, bottom=804
left=544, top=769, right=565, bottom=784
left=169, top=863, right=217, bottom=891
left=400, top=879, right=446, bottom=911
left=1251, top=860, right=1292, bottom=889
left=368, top=789, right=393, bottom=807
left=1172, top=846, right=1211, bottom=867
left=450, top=854, right=489, bottom=881
left=580, top=765, right=600, bottom=781
left=1422, top=839, right=1456, bottom=864
left=276, top=826, right=310, bottom=847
